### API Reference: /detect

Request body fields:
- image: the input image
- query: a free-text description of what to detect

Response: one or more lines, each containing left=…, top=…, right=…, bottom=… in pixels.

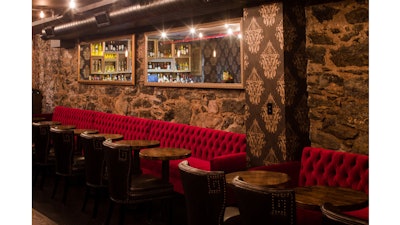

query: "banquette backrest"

left=299, top=147, right=369, bottom=194
left=147, top=120, right=246, bottom=161
left=52, top=106, right=96, bottom=129
left=92, top=111, right=153, bottom=140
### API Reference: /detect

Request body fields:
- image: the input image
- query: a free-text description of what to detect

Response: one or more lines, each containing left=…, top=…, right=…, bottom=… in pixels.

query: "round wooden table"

left=226, top=170, right=290, bottom=187
left=73, top=129, right=99, bottom=135
left=33, top=121, right=61, bottom=126
left=139, top=147, right=191, bottom=183
left=114, top=140, right=161, bottom=175
left=294, top=186, right=369, bottom=211
left=32, top=117, right=46, bottom=122
left=51, top=125, right=76, bottom=130
left=86, top=133, right=124, bottom=141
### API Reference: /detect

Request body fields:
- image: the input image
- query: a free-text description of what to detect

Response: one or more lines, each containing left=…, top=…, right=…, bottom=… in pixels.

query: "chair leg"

left=105, top=201, right=114, bottom=225
left=51, top=175, right=60, bottom=199
left=33, top=166, right=39, bottom=187
left=62, top=177, right=70, bottom=205
left=92, top=189, right=100, bottom=218
left=39, top=168, right=47, bottom=190
left=118, top=204, right=126, bottom=225
left=81, top=187, right=90, bottom=212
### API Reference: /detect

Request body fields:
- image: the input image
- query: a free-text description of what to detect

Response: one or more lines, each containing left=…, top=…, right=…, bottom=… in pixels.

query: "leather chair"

left=102, top=140, right=175, bottom=225
left=32, top=122, right=55, bottom=189
left=50, top=127, right=85, bottom=205
left=80, top=132, right=108, bottom=218
left=178, top=160, right=241, bottom=225
left=231, top=176, right=296, bottom=225
left=321, top=202, right=369, bottom=225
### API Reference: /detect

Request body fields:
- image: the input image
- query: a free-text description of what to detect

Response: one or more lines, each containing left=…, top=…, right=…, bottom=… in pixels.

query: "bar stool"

left=32, top=122, right=55, bottom=189
left=80, top=132, right=108, bottom=218
left=102, top=140, right=175, bottom=225
left=50, top=127, right=85, bottom=205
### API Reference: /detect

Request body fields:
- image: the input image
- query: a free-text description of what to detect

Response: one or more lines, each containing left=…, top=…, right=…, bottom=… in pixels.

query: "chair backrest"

left=80, top=132, right=107, bottom=187
left=50, top=127, right=75, bottom=176
left=231, top=176, right=296, bottom=225
left=102, top=140, right=132, bottom=202
left=321, top=203, right=368, bottom=225
left=178, top=160, right=227, bottom=225
left=32, top=123, right=51, bottom=164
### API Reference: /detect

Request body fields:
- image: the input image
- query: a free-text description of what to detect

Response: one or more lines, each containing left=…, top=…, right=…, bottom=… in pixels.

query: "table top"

left=32, top=117, right=46, bottom=122
left=226, top=170, right=290, bottom=187
left=51, top=125, right=76, bottom=130
left=73, top=129, right=98, bottom=135
left=87, top=133, right=124, bottom=141
left=139, top=147, right=191, bottom=161
left=294, top=186, right=368, bottom=211
left=115, top=140, right=160, bottom=150
left=33, top=121, right=62, bottom=126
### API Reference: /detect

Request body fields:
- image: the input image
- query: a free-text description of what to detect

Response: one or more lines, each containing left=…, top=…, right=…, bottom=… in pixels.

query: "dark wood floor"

left=32, top=170, right=188, bottom=225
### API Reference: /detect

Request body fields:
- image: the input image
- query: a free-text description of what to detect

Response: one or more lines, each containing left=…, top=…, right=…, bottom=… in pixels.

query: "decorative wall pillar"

left=244, top=2, right=310, bottom=167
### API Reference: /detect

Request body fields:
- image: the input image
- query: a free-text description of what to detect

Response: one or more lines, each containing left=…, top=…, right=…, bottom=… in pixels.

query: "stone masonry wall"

left=305, top=0, right=369, bottom=154
left=32, top=34, right=246, bottom=134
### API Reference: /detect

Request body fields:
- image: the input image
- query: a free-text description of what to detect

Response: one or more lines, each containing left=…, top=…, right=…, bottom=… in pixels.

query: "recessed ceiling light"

left=69, top=0, right=76, bottom=9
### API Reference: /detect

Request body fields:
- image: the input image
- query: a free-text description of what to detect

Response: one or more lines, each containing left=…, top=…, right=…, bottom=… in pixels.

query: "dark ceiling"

left=32, top=0, right=342, bottom=41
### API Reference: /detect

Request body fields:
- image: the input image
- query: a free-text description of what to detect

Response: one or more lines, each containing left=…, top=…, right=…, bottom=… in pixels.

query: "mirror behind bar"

left=144, top=18, right=244, bottom=89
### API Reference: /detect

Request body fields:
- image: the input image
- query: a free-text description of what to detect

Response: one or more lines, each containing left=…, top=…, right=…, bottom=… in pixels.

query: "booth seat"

left=142, top=119, right=247, bottom=194
left=250, top=146, right=369, bottom=225
left=50, top=106, right=247, bottom=194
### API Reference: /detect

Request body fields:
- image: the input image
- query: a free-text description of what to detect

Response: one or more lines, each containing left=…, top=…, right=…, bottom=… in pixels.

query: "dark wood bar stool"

left=80, top=132, right=108, bottom=218
left=102, top=140, right=175, bottom=225
left=231, top=176, right=296, bottom=225
left=178, top=160, right=241, bottom=225
left=32, top=122, right=55, bottom=189
left=50, top=127, right=85, bottom=205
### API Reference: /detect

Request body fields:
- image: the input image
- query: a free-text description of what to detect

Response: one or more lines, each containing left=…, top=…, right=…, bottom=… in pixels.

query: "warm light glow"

left=69, top=0, right=76, bottom=9
left=213, top=49, right=216, bottom=58
left=125, top=49, right=128, bottom=57
left=190, top=28, right=196, bottom=34
left=39, top=11, right=45, bottom=19
left=227, top=28, right=233, bottom=35
left=237, top=33, right=242, bottom=39
left=198, top=33, right=203, bottom=38
left=161, top=32, right=167, bottom=38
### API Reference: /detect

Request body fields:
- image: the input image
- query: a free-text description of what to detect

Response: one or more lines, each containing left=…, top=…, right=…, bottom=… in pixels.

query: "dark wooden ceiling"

left=32, top=0, right=344, bottom=40
left=32, top=0, right=110, bottom=22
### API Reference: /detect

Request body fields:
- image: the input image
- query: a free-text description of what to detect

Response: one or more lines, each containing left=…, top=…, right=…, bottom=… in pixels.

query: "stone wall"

left=305, top=0, right=369, bottom=154
left=32, top=33, right=246, bottom=134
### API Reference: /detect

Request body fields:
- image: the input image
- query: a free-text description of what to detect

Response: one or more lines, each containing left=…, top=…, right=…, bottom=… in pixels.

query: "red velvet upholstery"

left=52, top=106, right=247, bottom=194
left=299, top=147, right=369, bottom=194
left=52, top=106, right=96, bottom=129
left=92, top=111, right=129, bottom=134
left=251, top=147, right=369, bottom=225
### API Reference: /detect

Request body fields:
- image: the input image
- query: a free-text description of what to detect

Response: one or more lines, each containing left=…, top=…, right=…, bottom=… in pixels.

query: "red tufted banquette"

left=251, top=146, right=369, bottom=225
left=52, top=106, right=96, bottom=129
left=48, top=106, right=247, bottom=194
left=142, top=119, right=247, bottom=193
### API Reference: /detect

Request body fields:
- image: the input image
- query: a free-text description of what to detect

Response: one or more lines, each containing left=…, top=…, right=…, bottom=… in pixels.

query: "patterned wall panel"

left=244, top=2, right=310, bottom=167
